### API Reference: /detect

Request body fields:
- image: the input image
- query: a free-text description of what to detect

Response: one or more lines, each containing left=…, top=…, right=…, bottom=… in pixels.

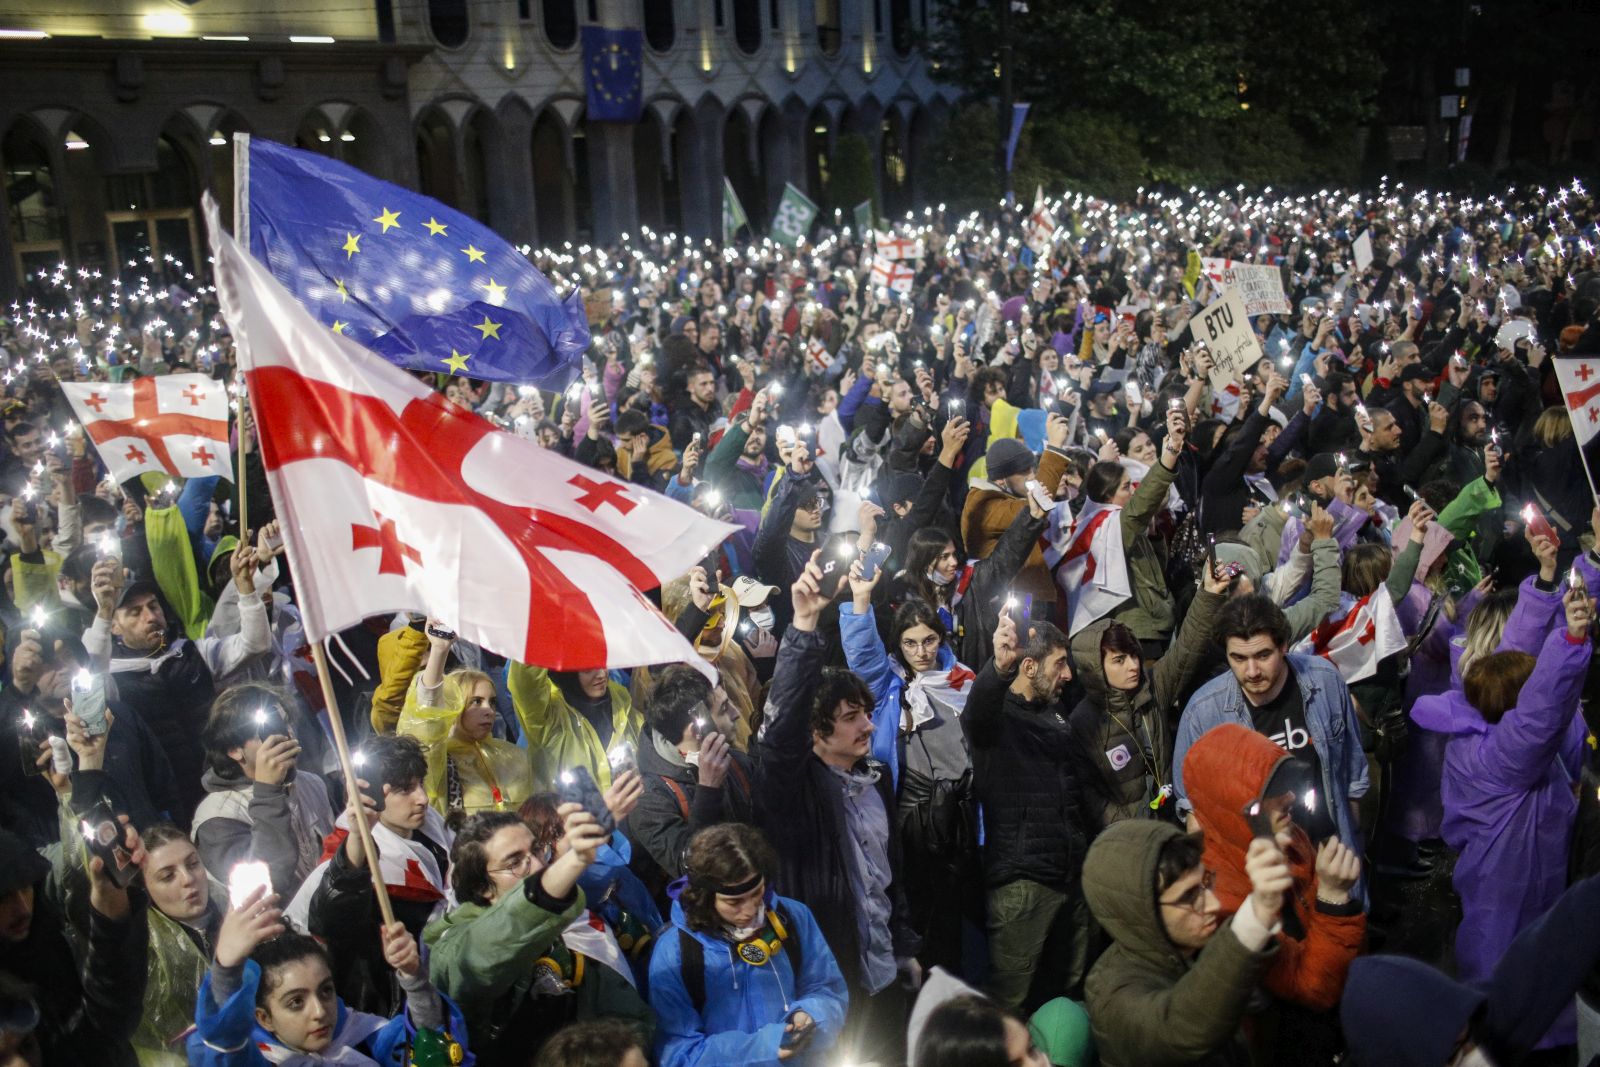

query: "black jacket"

left=108, top=637, right=217, bottom=825
left=668, top=399, right=718, bottom=453
left=754, top=627, right=918, bottom=992
left=630, top=726, right=758, bottom=880
left=964, top=659, right=1089, bottom=891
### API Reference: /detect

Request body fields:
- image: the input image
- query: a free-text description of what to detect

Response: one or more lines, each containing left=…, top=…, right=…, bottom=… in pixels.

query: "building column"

left=679, top=97, right=725, bottom=240
left=487, top=105, right=537, bottom=248
left=587, top=122, right=638, bottom=245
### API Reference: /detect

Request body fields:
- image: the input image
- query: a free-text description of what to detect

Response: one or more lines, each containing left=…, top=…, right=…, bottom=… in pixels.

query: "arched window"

left=816, top=0, right=840, bottom=55
left=428, top=0, right=468, bottom=47
left=733, top=0, right=761, bottom=53
left=644, top=0, right=675, bottom=50
left=543, top=0, right=577, bottom=49
left=890, top=0, right=912, bottom=55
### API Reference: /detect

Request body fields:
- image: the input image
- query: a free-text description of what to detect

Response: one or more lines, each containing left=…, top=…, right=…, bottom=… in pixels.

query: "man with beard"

left=1353, top=407, right=1406, bottom=507
left=1401, top=396, right=1493, bottom=490
left=964, top=611, right=1090, bottom=1011
left=1305, top=370, right=1363, bottom=455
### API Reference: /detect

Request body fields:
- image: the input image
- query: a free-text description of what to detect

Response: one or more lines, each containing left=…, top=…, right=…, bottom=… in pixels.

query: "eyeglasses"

left=1159, top=868, right=1216, bottom=914
left=488, top=843, right=555, bottom=878
left=900, top=634, right=942, bottom=655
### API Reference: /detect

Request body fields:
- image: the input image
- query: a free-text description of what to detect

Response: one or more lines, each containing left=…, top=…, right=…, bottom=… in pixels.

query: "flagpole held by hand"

left=311, top=641, right=396, bottom=927
left=236, top=380, right=250, bottom=540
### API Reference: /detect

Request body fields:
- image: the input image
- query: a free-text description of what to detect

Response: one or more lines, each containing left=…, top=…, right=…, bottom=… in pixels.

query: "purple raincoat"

left=1410, top=626, right=1591, bottom=1045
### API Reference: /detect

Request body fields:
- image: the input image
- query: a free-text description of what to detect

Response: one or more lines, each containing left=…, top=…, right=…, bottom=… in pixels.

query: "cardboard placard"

left=1193, top=287, right=1262, bottom=393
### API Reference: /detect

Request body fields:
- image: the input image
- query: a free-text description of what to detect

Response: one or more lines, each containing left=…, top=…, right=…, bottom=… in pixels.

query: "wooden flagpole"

left=223, top=138, right=392, bottom=925
left=313, top=641, right=396, bottom=927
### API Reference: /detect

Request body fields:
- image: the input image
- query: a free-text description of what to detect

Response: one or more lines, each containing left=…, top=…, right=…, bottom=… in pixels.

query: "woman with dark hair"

left=647, top=823, right=847, bottom=1067
left=913, top=993, right=1050, bottom=1067
left=1409, top=585, right=1593, bottom=1048
left=189, top=898, right=470, bottom=1066
left=134, top=823, right=224, bottom=1066
left=892, top=528, right=963, bottom=632
left=840, top=564, right=978, bottom=973
left=1067, top=559, right=1229, bottom=830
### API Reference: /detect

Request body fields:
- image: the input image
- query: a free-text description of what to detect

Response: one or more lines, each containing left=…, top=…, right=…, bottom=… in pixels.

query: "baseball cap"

left=115, top=577, right=162, bottom=612
left=728, top=575, right=778, bottom=608
left=1304, top=453, right=1341, bottom=483
left=1399, top=363, right=1434, bottom=385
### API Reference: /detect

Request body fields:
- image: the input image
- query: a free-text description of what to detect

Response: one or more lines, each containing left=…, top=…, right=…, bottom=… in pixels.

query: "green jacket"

left=703, top=417, right=767, bottom=511
left=1068, top=589, right=1225, bottom=830
left=1108, top=457, right=1177, bottom=641
left=425, top=880, right=652, bottom=1054
left=1437, top=475, right=1502, bottom=593
left=506, top=664, right=642, bottom=792
left=1082, top=820, right=1276, bottom=1067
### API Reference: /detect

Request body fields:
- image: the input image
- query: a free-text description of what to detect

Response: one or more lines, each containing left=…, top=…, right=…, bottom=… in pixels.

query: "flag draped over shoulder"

left=60, top=374, right=232, bottom=483
left=1291, top=590, right=1406, bottom=683
left=1044, top=497, right=1130, bottom=636
left=242, top=136, right=588, bottom=386
left=207, top=197, right=732, bottom=677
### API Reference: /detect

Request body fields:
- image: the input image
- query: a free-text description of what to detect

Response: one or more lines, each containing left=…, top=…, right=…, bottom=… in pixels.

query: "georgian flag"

left=806, top=335, right=833, bottom=371
left=1209, top=379, right=1243, bottom=424
left=60, top=373, right=232, bottom=484
left=1201, top=257, right=1238, bottom=286
left=1027, top=186, right=1058, bottom=253
left=1044, top=497, right=1131, bottom=635
left=875, top=234, right=923, bottom=262
left=1291, top=590, right=1407, bottom=683
left=869, top=255, right=915, bottom=294
left=1554, top=356, right=1600, bottom=508
left=207, top=197, right=734, bottom=677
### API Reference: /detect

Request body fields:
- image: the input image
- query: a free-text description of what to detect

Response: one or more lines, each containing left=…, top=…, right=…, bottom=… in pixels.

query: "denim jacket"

left=1172, top=653, right=1369, bottom=855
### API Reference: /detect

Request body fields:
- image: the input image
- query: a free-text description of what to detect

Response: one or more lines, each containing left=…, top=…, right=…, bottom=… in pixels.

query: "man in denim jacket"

left=1172, top=595, right=1368, bottom=863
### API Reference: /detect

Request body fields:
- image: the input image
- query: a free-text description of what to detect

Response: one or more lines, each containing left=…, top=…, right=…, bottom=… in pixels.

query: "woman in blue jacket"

left=188, top=883, right=472, bottom=1066
left=647, top=823, right=847, bottom=1067
left=839, top=563, right=978, bottom=974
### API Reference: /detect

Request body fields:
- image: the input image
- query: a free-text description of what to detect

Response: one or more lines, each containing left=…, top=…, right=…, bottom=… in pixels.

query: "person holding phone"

left=425, top=803, right=654, bottom=1064
left=0, top=817, right=150, bottom=1067
left=839, top=560, right=978, bottom=976
left=648, top=823, right=848, bottom=1067
left=395, top=617, right=534, bottom=820
left=1183, top=723, right=1365, bottom=1035
left=193, top=682, right=335, bottom=905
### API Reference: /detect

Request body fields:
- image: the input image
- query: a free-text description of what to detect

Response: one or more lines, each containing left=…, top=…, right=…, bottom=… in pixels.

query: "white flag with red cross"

left=1291, top=590, right=1407, bottom=683
left=875, top=234, right=923, bottom=262
left=1553, top=355, right=1600, bottom=509
left=1043, top=497, right=1130, bottom=636
left=869, top=255, right=915, bottom=294
left=60, top=374, right=232, bottom=483
left=1027, top=186, right=1058, bottom=253
left=206, top=199, right=734, bottom=676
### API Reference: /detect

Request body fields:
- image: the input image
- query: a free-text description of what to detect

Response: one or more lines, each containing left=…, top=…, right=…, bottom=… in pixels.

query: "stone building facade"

left=0, top=0, right=952, bottom=296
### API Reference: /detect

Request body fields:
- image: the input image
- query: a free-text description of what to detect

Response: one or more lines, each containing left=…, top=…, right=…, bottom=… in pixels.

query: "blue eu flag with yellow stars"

left=243, top=136, right=588, bottom=385
left=582, top=27, right=643, bottom=123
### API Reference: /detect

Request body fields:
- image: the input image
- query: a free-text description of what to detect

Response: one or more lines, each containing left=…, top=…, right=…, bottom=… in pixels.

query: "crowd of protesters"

left=3, top=176, right=1600, bottom=1067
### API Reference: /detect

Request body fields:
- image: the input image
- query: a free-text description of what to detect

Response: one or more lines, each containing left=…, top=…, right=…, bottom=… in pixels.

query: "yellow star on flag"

left=442, top=349, right=472, bottom=374
left=461, top=244, right=487, bottom=264
left=331, top=320, right=348, bottom=335
left=481, top=278, right=507, bottom=304
left=372, top=207, right=401, bottom=233
left=423, top=217, right=448, bottom=237
left=474, top=316, right=503, bottom=340
left=342, top=233, right=361, bottom=258
left=334, top=278, right=349, bottom=302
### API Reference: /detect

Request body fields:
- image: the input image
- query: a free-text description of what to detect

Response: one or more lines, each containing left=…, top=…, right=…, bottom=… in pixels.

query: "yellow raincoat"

left=506, top=664, right=641, bottom=792
left=396, top=673, right=534, bottom=818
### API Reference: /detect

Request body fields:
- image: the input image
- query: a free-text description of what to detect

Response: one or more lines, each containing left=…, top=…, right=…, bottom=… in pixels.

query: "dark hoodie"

left=1081, top=820, right=1276, bottom=1067
left=1341, top=872, right=1600, bottom=1066
left=1067, top=589, right=1226, bottom=829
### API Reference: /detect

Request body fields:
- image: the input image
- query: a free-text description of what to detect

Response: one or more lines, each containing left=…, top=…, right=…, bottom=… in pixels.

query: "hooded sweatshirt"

left=1081, top=820, right=1277, bottom=1067
left=1183, top=724, right=1365, bottom=1012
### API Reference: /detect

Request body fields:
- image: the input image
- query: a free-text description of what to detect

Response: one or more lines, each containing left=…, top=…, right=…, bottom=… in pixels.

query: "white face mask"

left=927, top=567, right=953, bottom=587
left=747, top=606, right=775, bottom=631
left=727, top=923, right=762, bottom=941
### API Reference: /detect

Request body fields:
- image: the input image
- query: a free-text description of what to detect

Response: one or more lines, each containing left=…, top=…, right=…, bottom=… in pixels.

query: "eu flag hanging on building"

left=582, top=26, right=644, bottom=123
left=241, top=136, right=588, bottom=386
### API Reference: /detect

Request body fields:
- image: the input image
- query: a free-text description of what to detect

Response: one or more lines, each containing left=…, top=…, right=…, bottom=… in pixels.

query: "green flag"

left=722, top=178, right=749, bottom=243
left=853, top=199, right=874, bottom=236
left=769, top=182, right=819, bottom=247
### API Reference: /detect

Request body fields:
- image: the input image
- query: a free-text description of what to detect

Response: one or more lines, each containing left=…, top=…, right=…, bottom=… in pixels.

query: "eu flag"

left=242, top=136, right=588, bottom=386
left=582, top=27, right=643, bottom=123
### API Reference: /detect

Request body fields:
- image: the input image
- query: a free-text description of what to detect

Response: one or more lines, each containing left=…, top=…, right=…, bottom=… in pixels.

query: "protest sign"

left=1192, top=286, right=1262, bottom=394
left=1222, top=263, right=1289, bottom=317
left=1353, top=230, right=1374, bottom=271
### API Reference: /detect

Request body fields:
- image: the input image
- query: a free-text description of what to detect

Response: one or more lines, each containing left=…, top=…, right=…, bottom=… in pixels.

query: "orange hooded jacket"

left=1183, top=722, right=1366, bottom=1012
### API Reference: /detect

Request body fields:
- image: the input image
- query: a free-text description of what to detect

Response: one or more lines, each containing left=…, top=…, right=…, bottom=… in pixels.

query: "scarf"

left=253, top=1006, right=386, bottom=1065
left=561, top=911, right=637, bottom=989
left=899, top=662, right=977, bottom=732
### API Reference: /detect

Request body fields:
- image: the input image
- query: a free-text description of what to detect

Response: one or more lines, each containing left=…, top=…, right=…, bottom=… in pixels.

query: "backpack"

left=675, top=904, right=804, bottom=1014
